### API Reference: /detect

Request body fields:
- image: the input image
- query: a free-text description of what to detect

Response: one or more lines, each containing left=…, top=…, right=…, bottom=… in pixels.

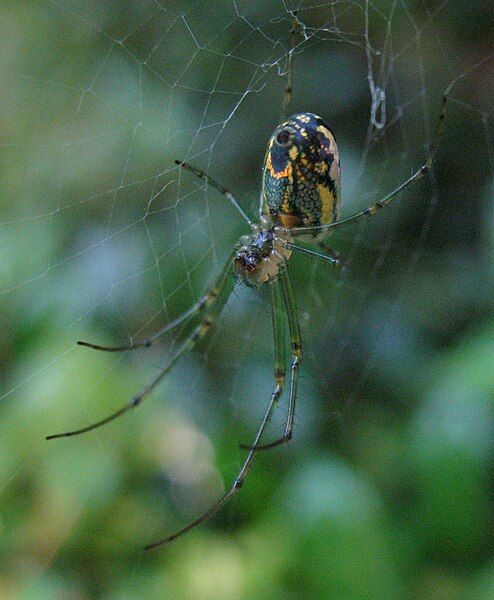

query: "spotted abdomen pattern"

left=261, top=113, right=341, bottom=233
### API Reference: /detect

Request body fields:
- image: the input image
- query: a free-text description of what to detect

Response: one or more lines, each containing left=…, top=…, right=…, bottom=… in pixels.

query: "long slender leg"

left=317, top=240, right=349, bottom=274
left=175, top=160, right=253, bottom=226
left=78, top=252, right=235, bottom=353
left=46, top=264, right=235, bottom=440
left=144, top=280, right=288, bottom=549
left=286, top=241, right=344, bottom=267
left=247, top=267, right=301, bottom=452
left=266, top=280, right=286, bottom=395
left=280, top=11, right=298, bottom=120
left=290, top=93, right=448, bottom=237
left=238, top=281, right=286, bottom=450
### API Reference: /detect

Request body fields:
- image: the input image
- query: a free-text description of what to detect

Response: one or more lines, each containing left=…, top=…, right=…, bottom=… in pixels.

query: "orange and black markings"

left=262, top=113, right=341, bottom=232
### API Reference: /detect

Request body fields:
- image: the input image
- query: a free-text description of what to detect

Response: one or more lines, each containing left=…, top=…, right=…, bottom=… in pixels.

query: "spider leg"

left=144, top=282, right=285, bottom=550
left=286, top=241, right=345, bottom=268
left=144, top=393, right=281, bottom=549
left=280, top=11, right=298, bottom=119
left=290, top=92, right=448, bottom=237
left=77, top=252, right=235, bottom=353
left=243, top=266, right=301, bottom=452
left=46, top=261, right=235, bottom=440
left=238, top=280, right=286, bottom=450
left=175, top=160, right=253, bottom=226
left=317, top=240, right=350, bottom=273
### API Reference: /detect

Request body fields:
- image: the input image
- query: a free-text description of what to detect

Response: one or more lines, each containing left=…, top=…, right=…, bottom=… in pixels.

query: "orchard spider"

left=47, top=13, right=447, bottom=549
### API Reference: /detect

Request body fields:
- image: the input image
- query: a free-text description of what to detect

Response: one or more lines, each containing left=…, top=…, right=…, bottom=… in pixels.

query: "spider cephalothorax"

left=262, top=112, right=341, bottom=231
left=234, top=217, right=292, bottom=289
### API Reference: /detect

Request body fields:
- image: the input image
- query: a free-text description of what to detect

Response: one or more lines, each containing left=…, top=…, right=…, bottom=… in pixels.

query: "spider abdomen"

left=261, top=112, right=341, bottom=234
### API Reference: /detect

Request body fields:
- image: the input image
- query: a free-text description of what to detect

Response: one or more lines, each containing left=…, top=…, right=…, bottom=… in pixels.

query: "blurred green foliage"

left=0, top=1, right=493, bottom=599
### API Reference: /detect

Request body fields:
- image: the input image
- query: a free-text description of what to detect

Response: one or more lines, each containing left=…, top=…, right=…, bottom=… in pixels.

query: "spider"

left=46, top=14, right=447, bottom=549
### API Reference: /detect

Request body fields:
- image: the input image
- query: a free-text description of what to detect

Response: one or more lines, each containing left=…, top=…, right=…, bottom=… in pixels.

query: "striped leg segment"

left=46, top=259, right=235, bottom=440
left=287, top=241, right=345, bottom=267
left=239, top=280, right=286, bottom=450
left=291, top=93, right=448, bottom=237
left=248, top=267, right=301, bottom=451
left=77, top=252, right=235, bottom=353
left=145, top=280, right=288, bottom=548
left=175, top=160, right=253, bottom=226
left=280, top=11, right=298, bottom=119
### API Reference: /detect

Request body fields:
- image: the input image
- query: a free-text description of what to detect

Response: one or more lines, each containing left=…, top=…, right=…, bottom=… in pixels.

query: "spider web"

left=0, top=0, right=492, bottom=582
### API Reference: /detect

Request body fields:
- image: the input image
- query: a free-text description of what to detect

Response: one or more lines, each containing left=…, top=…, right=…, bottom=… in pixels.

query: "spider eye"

left=275, top=129, right=291, bottom=146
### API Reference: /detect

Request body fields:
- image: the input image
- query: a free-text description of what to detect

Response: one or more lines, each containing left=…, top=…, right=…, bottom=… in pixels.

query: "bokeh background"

left=1, top=1, right=493, bottom=598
